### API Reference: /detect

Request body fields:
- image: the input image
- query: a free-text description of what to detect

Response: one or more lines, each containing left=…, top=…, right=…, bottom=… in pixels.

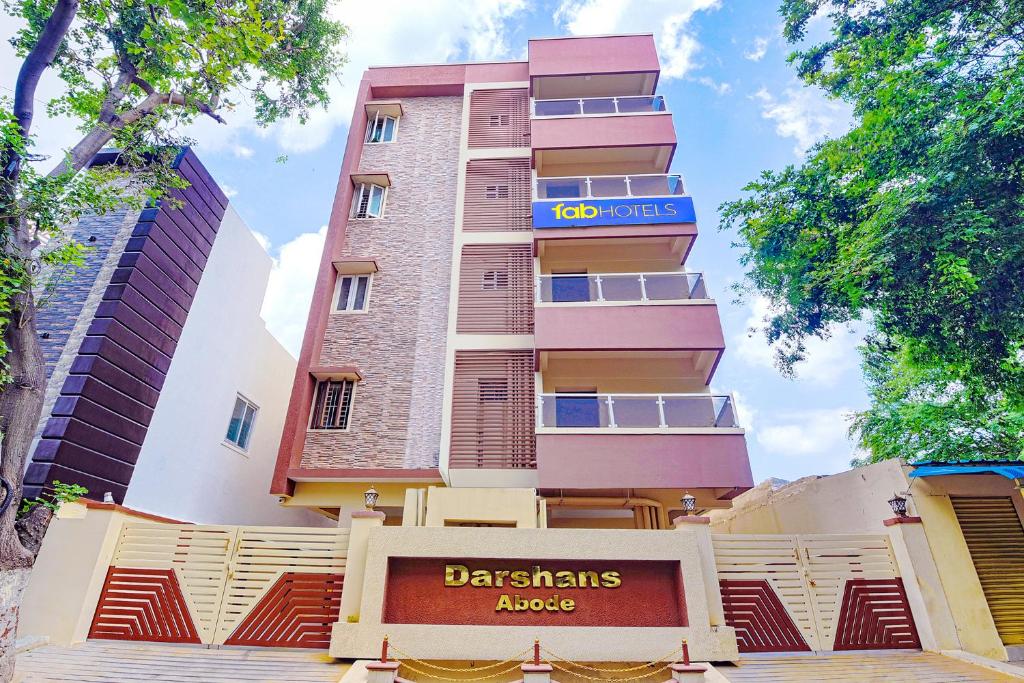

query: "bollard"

left=669, top=662, right=708, bottom=682
left=522, top=638, right=553, bottom=682
left=364, top=661, right=400, bottom=683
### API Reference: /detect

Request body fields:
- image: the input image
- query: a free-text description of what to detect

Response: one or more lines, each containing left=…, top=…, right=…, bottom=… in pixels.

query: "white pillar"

left=338, top=509, right=385, bottom=623
left=675, top=516, right=725, bottom=627
left=885, top=515, right=961, bottom=651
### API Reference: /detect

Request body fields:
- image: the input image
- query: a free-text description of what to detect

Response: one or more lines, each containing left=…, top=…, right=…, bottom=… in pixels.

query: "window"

left=365, top=112, right=398, bottom=143
left=335, top=274, right=371, bottom=312
left=225, top=395, right=258, bottom=450
left=481, top=270, right=508, bottom=290
left=485, top=184, right=509, bottom=200
left=488, top=114, right=509, bottom=126
left=311, top=379, right=355, bottom=430
left=353, top=183, right=386, bottom=218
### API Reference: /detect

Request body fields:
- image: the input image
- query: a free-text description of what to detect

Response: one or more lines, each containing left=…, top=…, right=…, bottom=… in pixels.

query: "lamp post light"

left=888, top=492, right=908, bottom=518
left=364, top=486, right=380, bottom=510
left=681, top=492, right=696, bottom=516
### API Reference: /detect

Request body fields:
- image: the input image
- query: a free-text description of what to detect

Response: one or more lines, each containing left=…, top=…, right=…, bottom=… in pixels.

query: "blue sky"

left=2, top=0, right=869, bottom=483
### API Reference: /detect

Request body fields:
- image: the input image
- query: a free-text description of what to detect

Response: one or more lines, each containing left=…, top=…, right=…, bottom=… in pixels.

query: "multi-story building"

left=274, top=33, right=753, bottom=528
left=26, top=148, right=324, bottom=525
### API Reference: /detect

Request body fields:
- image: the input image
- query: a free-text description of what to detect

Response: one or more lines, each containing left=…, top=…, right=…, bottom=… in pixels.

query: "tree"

left=720, top=0, right=1024, bottom=464
left=0, top=0, right=344, bottom=675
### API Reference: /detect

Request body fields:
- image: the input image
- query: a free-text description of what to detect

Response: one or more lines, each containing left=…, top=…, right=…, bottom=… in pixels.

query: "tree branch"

left=12, top=0, right=79, bottom=140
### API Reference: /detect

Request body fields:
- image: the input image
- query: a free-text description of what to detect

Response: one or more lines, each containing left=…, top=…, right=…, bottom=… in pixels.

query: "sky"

left=1, top=0, right=869, bottom=483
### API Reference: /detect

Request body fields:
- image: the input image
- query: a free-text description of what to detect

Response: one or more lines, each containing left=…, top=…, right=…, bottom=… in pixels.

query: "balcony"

left=531, top=98, right=675, bottom=177
left=529, top=35, right=660, bottom=101
left=532, top=95, right=667, bottom=118
left=535, top=392, right=751, bottom=491
left=535, top=173, right=685, bottom=200
left=536, top=271, right=707, bottom=304
left=538, top=392, right=737, bottom=430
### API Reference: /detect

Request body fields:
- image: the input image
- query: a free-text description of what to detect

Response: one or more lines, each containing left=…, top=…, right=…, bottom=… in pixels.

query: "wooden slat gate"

left=88, top=523, right=349, bottom=648
left=713, top=533, right=920, bottom=653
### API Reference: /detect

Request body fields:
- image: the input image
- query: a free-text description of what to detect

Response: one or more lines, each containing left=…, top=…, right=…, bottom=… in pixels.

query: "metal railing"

left=532, top=95, right=667, bottom=118
left=536, top=271, right=708, bottom=304
left=537, top=393, right=739, bottom=429
left=534, top=173, right=686, bottom=201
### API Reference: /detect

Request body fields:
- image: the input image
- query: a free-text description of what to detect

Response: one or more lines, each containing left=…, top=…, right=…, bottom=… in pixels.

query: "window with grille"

left=488, top=114, right=510, bottom=126
left=365, top=112, right=398, bottom=143
left=481, top=270, right=509, bottom=290
left=485, top=184, right=509, bottom=200
left=310, top=379, right=355, bottom=430
left=335, top=274, right=372, bottom=312
left=224, top=395, right=258, bottom=450
left=352, top=183, right=386, bottom=218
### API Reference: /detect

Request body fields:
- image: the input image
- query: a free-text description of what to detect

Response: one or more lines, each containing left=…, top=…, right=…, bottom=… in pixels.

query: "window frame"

left=224, top=394, right=259, bottom=453
left=333, top=273, right=374, bottom=314
left=352, top=182, right=388, bottom=219
left=308, top=378, right=357, bottom=431
left=365, top=111, right=399, bottom=144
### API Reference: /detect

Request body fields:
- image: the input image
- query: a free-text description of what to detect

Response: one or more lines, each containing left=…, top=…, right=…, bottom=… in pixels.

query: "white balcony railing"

left=534, top=173, right=686, bottom=201
left=537, top=393, right=739, bottom=429
left=532, top=95, right=668, bottom=118
left=536, top=272, right=707, bottom=304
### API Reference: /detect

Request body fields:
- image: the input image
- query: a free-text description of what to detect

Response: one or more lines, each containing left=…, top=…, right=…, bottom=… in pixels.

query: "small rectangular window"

left=225, top=395, right=258, bottom=450
left=365, top=112, right=398, bottom=143
left=488, top=114, right=509, bottom=126
left=336, top=274, right=371, bottom=312
left=311, top=379, right=355, bottom=430
left=485, top=184, right=509, bottom=200
left=481, top=270, right=508, bottom=290
left=353, top=183, right=386, bottom=218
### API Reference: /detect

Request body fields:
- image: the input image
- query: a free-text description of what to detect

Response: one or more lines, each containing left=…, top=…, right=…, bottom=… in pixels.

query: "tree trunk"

left=0, top=568, right=31, bottom=683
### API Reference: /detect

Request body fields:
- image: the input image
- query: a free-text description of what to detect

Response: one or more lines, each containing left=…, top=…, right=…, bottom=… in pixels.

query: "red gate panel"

left=832, top=578, right=921, bottom=650
left=720, top=579, right=810, bottom=653
left=88, top=567, right=201, bottom=643
left=224, top=572, right=344, bottom=648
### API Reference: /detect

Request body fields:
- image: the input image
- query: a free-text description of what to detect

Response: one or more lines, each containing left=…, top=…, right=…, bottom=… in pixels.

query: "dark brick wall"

left=24, top=148, right=228, bottom=503
left=37, top=209, right=133, bottom=378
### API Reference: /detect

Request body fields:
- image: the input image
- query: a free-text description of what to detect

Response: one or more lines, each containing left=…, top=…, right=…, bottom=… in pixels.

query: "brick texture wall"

left=302, top=96, right=462, bottom=470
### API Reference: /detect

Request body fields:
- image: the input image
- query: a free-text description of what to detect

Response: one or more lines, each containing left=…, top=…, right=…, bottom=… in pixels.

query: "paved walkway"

left=15, top=641, right=349, bottom=683
left=714, top=650, right=1023, bottom=683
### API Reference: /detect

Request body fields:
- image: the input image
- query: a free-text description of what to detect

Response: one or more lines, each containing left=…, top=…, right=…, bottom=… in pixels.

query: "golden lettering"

left=445, top=564, right=469, bottom=587
left=510, top=570, right=530, bottom=588
left=601, top=570, right=622, bottom=588
left=470, top=570, right=493, bottom=587
left=554, top=571, right=577, bottom=588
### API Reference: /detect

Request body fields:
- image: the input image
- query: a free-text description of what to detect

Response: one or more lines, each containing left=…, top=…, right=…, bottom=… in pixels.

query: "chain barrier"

left=383, top=636, right=687, bottom=682
left=547, top=658, right=675, bottom=682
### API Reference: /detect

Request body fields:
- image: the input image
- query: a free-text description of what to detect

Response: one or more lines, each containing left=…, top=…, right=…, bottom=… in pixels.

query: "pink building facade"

left=273, top=33, right=753, bottom=527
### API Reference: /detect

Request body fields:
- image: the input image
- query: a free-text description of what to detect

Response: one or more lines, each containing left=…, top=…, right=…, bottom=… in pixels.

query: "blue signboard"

left=532, top=196, right=696, bottom=229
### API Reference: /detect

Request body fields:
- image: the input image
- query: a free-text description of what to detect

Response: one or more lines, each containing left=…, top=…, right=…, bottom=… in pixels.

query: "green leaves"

left=723, top=0, right=1024, bottom=463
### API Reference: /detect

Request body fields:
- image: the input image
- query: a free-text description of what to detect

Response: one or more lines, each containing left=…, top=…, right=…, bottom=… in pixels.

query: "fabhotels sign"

left=383, top=558, right=686, bottom=627
left=532, top=196, right=697, bottom=229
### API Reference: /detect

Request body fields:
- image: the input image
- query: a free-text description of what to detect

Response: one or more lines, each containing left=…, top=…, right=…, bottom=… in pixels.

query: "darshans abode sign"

left=532, top=196, right=696, bottom=229
left=383, top=558, right=686, bottom=627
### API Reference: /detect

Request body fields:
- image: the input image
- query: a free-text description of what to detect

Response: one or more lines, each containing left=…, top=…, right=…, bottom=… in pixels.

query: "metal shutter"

left=952, top=497, right=1024, bottom=644
left=467, top=89, right=530, bottom=148
left=463, top=158, right=532, bottom=232
left=456, top=244, right=534, bottom=334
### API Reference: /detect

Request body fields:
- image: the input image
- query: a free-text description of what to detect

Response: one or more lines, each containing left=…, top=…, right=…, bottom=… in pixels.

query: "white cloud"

left=259, top=226, right=327, bottom=355
left=744, top=36, right=769, bottom=62
left=232, top=144, right=254, bottom=159
left=755, top=407, right=863, bottom=471
left=752, top=85, right=852, bottom=156
left=735, top=295, right=863, bottom=387
left=554, top=0, right=722, bottom=79
left=697, top=76, right=731, bottom=95
left=221, top=184, right=239, bottom=199
left=274, top=0, right=529, bottom=152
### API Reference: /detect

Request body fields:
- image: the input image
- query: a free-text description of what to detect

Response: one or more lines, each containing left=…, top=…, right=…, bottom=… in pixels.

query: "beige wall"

left=541, top=354, right=708, bottom=394
left=19, top=503, right=141, bottom=645
left=332, top=524, right=738, bottom=662
left=422, top=487, right=539, bottom=528
left=539, top=238, right=682, bottom=275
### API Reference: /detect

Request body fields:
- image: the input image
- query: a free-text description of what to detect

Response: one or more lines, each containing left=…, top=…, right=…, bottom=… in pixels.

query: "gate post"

left=885, top=515, right=960, bottom=652
left=675, top=516, right=725, bottom=627
left=339, top=509, right=386, bottom=624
